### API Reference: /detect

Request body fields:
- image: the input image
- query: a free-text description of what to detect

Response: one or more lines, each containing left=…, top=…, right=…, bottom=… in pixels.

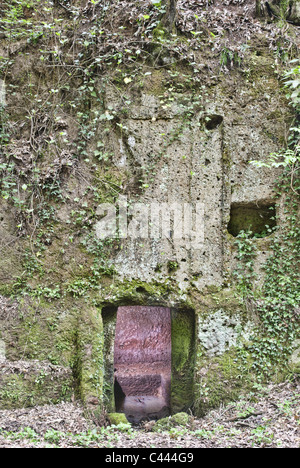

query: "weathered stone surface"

left=198, top=309, right=253, bottom=357
left=101, top=75, right=285, bottom=293
left=115, top=306, right=171, bottom=365
left=0, top=1, right=297, bottom=419
left=108, top=114, right=225, bottom=290
left=116, top=374, right=162, bottom=397
left=0, top=360, right=73, bottom=410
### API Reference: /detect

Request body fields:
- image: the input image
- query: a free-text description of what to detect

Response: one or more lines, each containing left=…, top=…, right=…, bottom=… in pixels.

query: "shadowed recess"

left=228, top=201, right=277, bottom=237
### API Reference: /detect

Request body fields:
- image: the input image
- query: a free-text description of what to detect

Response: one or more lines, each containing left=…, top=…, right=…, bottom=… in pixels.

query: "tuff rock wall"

left=0, top=0, right=299, bottom=417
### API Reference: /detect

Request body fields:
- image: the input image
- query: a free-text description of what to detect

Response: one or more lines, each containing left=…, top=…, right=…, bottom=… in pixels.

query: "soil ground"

left=0, top=381, right=299, bottom=448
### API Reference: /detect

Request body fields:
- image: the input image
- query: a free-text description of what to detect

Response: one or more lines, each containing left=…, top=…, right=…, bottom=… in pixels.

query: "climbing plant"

left=236, top=59, right=300, bottom=379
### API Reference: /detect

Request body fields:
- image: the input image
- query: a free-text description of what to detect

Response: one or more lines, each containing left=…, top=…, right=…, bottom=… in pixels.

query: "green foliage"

left=220, top=47, right=242, bottom=68
left=0, top=0, right=45, bottom=41
left=31, top=286, right=61, bottom=300
left=250, top=426, right=275, bottom=446
left=251, top=60, right=299, bottom=186
left=44, top=429, right=63, bottom=444
left=233, top=230, right=258, bottom=295
left=250, top=145, right=299, bottom=170
left=236, top=60, right=300, bottom=379
left=284, top=59, right=300, bottom=110
left=0, top=425, right=135, bottom=447
left=167, top=260, right=179, bottom=272
left=13, top=427, right=40, bottom=442
left=235, top=179, right=300, bottom=379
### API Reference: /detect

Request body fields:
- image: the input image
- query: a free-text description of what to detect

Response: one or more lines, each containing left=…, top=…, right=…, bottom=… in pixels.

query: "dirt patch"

left=0, top=381, right=298, bottom=448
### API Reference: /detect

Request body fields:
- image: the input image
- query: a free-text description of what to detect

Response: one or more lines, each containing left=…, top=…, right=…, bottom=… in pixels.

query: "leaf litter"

left=0, top=381, right=298, bottom=448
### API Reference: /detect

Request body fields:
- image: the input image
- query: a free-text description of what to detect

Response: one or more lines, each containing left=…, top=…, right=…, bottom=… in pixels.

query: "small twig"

left=225, top=412, right=263, bottom=423
left=235, top=422, right=257, bottom=429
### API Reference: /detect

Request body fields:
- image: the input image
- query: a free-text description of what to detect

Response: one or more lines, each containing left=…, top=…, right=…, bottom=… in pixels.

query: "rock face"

left=0, top=360, right=73, bottom=409
left=0, top=1, right=298, bottom=417
left=198, top=310, right=253, bottom=357
left=289, top=340, right=300, bottom=370
left=115, top=307, right=171, bottom=366
left=99, top=66, right=285, bottom=291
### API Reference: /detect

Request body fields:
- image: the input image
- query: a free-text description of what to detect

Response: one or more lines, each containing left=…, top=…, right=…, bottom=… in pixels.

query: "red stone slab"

left=114, top=306, right=171, bottom=423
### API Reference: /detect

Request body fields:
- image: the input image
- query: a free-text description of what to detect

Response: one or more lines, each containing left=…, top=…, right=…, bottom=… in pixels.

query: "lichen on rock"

left=198, top=309, right=253, bottom=357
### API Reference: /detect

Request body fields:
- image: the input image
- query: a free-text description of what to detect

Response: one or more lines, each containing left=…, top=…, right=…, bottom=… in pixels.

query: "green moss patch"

left=194, top=349, right=254, bottom=417
left=171, top=308, right=195, bottom=414
left=76, top=306, right=104, bottom=410
left=0, top=360, right=73, bottom=410
left=107, top=413, right=129, bottom=426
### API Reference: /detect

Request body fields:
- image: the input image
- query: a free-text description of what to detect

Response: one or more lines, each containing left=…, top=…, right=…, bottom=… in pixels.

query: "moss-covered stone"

left=171, top=309, right=195, bottom=414
left=152, top=412, right=191, bottom=432
left=102, top=305, right=117, bottom=412
left=107, top=412, right=129, bottom=426
left=194, top=349, right=254, bottom=417
left=77, top=305, right=104, bottom=411
left=0, top=295, right=105, bottom=413
left=228, top=203, right=276, bottom=238
left=170, top=412, right=190, bottom=426
left=0, top=297, right=78, bottom=366
left=0, top=360, right=73, bottom=410
left=289, top=340, right=300, bottom=374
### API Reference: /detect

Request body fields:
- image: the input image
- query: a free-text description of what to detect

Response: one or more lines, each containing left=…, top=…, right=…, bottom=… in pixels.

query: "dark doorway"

left=114, top=306, right=171, bottom=424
